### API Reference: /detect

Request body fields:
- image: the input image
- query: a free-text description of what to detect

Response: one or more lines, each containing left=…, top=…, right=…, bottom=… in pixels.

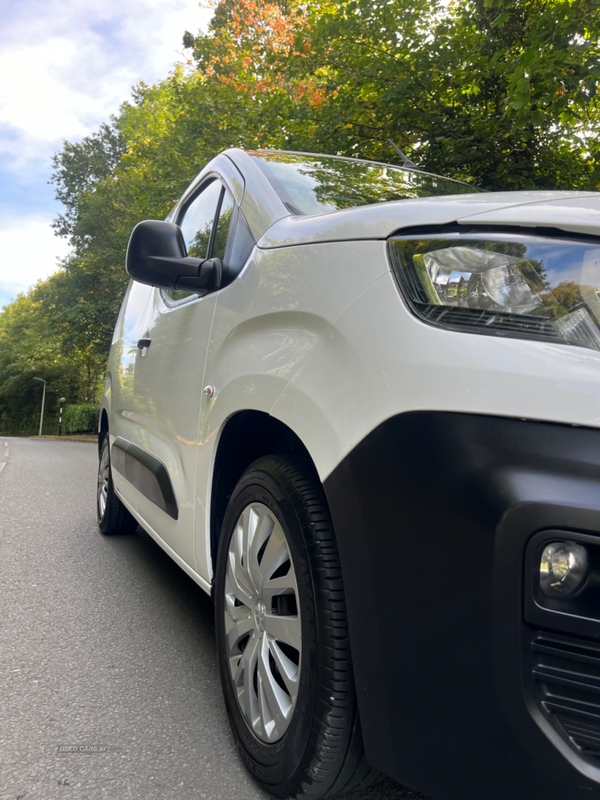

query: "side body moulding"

left=111, top=437, right=178, bottom=520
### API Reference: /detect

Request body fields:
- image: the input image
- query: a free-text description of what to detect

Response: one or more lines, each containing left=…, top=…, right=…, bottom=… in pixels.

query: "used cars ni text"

left=98, top=148, right=600, bottom=799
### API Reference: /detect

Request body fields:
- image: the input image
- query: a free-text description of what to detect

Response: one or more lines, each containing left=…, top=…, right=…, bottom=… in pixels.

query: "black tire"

left=214, top=455, right=378, bottom=798
left=96, top=436, right=138, bottom=535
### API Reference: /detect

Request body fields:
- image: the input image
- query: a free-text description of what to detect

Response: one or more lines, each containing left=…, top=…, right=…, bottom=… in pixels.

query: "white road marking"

left=0, top=462, right=6, bottom=475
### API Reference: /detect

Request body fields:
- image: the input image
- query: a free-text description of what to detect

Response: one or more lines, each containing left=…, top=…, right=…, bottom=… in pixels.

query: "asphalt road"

left=0, top=437, right=430, bottom=800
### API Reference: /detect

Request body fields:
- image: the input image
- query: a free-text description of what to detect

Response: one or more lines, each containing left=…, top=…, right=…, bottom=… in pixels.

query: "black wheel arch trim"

left=111, top=436, right=178, bottom=520
left=322, top=411, right=600, bottom=800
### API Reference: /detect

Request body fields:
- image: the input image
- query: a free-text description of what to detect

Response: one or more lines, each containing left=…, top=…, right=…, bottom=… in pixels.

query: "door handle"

left=137, top=338, right=152, bottom=355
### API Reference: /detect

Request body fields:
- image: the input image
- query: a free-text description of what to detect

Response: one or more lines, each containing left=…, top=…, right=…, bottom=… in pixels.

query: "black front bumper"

left=323, top=412, right=600, bottom=800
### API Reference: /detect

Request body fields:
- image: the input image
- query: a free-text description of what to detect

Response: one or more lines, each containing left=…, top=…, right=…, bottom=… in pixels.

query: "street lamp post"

left=33, top=377, right=46, bottom=437
left=58, top=397, right=66, bottom=437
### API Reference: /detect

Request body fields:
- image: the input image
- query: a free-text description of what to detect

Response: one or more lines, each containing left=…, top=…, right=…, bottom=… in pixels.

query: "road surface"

left=0, top=437, right=429, bottom=800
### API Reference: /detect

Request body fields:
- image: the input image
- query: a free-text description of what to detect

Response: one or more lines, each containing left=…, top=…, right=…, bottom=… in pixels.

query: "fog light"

left=539, top=542, right=589, bottom=597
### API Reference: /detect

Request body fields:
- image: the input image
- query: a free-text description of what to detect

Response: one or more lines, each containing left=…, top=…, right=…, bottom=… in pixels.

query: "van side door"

left=129, top=178, right=235, bottom=569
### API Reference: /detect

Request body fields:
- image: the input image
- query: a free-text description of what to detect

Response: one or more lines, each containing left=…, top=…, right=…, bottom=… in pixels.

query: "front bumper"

left=323, top=412, right=600, bottom=800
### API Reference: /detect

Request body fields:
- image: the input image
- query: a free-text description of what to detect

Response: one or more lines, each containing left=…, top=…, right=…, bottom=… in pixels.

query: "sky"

left=0, top=0, right=215, bottom=309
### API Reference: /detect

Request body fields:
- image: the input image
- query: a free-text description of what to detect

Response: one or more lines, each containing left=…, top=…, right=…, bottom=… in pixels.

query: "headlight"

left=389, top=232, right=600, bottom=351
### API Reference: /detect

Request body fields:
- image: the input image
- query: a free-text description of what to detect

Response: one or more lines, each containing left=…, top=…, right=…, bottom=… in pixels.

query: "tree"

left=186, top=0, right=600, bottom=189
left=0, top=280, right=91, bottom=434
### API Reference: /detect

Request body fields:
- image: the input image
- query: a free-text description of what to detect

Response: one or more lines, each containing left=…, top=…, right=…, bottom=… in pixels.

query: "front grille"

left=530, top=630, right=600, bottom=759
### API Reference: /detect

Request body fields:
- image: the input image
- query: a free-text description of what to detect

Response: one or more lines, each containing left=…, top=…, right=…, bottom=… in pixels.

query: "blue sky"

left=0, top=0, right=215, bottom=309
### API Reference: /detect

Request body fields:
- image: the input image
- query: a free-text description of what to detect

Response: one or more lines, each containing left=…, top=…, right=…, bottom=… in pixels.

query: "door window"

left=165, top=180, right=234, bottom=302
left=180, top=179, right=222, bottom=259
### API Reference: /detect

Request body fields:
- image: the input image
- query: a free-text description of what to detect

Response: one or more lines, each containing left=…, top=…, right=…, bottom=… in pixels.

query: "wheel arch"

left=209, top=410, right=318, bottom=575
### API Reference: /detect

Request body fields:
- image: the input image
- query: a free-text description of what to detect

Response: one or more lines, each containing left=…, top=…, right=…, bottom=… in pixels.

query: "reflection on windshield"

left=250, top=151, right=479, bottom=216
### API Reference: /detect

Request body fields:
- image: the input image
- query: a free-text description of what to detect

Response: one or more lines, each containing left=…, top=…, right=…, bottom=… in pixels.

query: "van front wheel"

left=214, top=454, right=377, bottom=798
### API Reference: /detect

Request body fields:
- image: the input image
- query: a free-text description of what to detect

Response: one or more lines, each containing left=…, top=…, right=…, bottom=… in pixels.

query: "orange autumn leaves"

left=198, top=0, right=327, bottom=106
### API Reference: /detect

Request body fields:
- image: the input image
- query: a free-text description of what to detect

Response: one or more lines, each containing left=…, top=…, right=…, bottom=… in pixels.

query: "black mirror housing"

left=126, top=220, right=221, bottom=293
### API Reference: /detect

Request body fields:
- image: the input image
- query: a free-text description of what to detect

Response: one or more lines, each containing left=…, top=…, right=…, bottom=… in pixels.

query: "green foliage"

left=185, top=0, right=600, bottom=189
left=62, top=404, right=100, bottom=435
left=51, top=122, right=125, bottom=241
left=0, top=280, right=98, bottom=435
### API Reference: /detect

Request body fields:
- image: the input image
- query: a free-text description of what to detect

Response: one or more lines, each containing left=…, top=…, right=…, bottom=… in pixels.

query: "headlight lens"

left=389, top=233, right=600, bottom=351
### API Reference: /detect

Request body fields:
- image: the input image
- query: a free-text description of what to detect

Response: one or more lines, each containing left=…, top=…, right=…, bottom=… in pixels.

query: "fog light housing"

left=539, top=542, right=589, bottom=597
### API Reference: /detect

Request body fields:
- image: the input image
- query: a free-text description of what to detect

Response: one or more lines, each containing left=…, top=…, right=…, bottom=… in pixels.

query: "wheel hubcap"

left=224, top=502, right=301, bottom=743
left=97, top=444, right=110, bottom=520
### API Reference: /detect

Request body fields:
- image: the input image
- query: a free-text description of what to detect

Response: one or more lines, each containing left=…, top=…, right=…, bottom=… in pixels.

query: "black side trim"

left=111, top=437, right=178, bottom=520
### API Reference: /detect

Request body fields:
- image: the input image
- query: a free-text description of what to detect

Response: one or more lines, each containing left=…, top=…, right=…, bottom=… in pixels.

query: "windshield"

left=250, top=151, right=479, bottom=216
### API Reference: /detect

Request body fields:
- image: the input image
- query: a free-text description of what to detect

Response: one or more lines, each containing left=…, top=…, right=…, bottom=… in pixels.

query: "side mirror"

left=126, top=220, right=222, bottom=293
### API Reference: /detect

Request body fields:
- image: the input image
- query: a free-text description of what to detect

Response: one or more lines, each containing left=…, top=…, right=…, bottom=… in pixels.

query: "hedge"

left=62, top=404, right=100, bottom=435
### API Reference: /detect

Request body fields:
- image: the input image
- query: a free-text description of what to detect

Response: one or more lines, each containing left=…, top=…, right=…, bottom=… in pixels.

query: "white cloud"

left=0, top=218, right=72, bottom=307
left=0, top=0, right=213, bottom=160
left=0, top=39, right=93, bottom=145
